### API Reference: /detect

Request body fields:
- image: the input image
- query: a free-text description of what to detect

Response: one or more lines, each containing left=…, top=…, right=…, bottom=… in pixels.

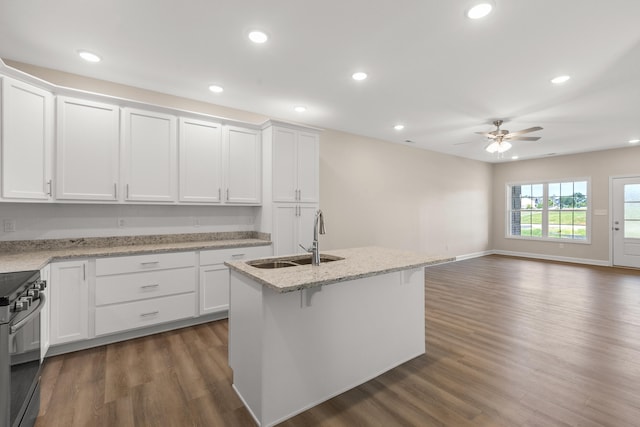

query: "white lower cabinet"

left=94, top=252, right=197, bottom=337
left=49, top=260, right=89, bottom=345
left=199, top=246, right=272, bottom=315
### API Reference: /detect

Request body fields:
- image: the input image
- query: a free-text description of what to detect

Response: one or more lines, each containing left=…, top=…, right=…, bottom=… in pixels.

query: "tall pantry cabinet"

left=263, top=122, right=321, bottom=256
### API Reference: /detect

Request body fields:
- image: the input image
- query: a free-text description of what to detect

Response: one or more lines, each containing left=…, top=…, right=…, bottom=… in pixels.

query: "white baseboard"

left=455, top=250, right=494, bottom=261
left=491, top=250, right=610, bottom=267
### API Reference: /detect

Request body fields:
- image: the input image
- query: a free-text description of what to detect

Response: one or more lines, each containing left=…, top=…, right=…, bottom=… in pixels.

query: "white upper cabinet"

left=56, top=97, right=120, bottom=201
left=272, top=126, right=319, bottom=203
left=1, top=77, right=53, bottom=200
left=224, top=125, right=262, bottom=204
left=122, top=108, right=177, bottom=202
left=179, top=118, right=223, bottom=203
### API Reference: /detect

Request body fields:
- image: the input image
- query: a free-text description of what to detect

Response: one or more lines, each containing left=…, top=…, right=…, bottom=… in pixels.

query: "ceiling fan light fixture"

left=485, top=140, right=512, bottom=154
left=466, top=3, right=493, bottom=19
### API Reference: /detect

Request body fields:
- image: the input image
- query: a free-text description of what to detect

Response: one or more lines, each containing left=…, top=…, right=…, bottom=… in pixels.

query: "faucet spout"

left=311, top=209, right=325, bottom=266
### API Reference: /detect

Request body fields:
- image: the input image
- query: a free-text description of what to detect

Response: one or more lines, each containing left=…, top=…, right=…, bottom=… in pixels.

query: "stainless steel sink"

left=247, top=254, right=344, bottom=269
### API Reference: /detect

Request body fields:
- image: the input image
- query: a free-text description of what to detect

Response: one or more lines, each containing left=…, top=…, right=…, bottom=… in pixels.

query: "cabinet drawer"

left=95, top=267, right=196, bottom=306
left=200, top=245, right=272, bottom=265
left=95, top=251, right=195, bottom=276
left=95, top=292, right=196, bottom=336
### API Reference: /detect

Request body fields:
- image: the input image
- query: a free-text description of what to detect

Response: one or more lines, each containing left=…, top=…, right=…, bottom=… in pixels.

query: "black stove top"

left=0, top=270, right=40, bottom=306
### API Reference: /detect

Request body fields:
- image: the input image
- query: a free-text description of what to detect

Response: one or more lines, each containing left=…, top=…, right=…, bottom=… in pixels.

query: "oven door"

left=4, top=294, right=45, bottom=427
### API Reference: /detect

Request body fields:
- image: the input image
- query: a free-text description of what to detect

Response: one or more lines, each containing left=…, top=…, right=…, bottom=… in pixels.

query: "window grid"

left=507, top=180, right=589, bottom=242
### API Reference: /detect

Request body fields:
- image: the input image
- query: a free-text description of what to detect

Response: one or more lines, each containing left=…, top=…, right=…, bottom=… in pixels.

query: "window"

left=508, top=179, right=589, bottom=242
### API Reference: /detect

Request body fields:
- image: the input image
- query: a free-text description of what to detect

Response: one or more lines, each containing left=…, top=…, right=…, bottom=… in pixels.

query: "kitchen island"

left=225, top=247, right=453, bottom=427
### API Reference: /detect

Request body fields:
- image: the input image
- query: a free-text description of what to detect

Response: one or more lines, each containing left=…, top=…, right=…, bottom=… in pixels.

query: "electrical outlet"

left=3, top=219, right=16, bottom=232
left=118, top=218, right=125, bottom=228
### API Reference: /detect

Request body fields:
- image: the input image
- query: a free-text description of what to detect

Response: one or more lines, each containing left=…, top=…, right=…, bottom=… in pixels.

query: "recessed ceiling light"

left=630, top=139, right=640, bottom=144
left=394, top=124, right=405, bottom=131
left=466, top=3, right=493, bottom=19
left=248, top=31, right=268, bottom=44
left=511, top=156, right=519, bottom=160
left=77, top=50, right=101, bottom=63
left=352, top=72, right=368, bottom=81
left=294, top=106, right=307, bottom=113
left=208, top=85, right=224, bottom=93
left=551, top=75, right=571, bottom=84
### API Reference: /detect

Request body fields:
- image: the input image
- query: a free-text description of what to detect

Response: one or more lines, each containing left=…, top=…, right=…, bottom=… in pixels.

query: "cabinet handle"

left=218, top=188, right=221, bottom=200
left=140, top=261, right=160, bottom=267
left=83, top=263, right=86, bottom=281
left=226, top=188, right=229, bottom=201
left=231, top=253, right=245, bottom=258
left=140, top=284, right=160, bottom=289
left=140, top=311, right=159, bottom=318
left=126, top=184, right=130, bottom=199
left=47, top=180, right=52, bottom=196
left=114, top=183, right=118, bottom=198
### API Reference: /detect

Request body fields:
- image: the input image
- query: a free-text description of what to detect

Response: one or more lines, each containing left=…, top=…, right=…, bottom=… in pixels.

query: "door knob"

left=614, top=227, right=620, bottom=231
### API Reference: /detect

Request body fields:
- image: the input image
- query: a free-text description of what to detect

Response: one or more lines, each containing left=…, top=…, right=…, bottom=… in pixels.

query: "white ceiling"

left=1, top=0, right=640, bottom=163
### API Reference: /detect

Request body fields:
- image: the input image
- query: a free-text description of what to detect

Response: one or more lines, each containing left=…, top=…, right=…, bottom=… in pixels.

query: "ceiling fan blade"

left=475, top=132, right=496, bottom=138
left=505, top=126, right=543, bottom=137
left=509, top=136, right=541, bottom=141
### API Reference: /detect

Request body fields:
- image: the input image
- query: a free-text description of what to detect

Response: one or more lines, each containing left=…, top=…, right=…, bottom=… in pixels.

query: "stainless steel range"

left=0, top=270, right=47, bottom=427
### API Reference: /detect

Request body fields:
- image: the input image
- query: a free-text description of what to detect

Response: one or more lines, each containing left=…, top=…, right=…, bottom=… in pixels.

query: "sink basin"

left=288, top=254, right=343, bottom=265
left=248, top=261, right=299, bottom=269
left=247, top=254, right=344, bottom=269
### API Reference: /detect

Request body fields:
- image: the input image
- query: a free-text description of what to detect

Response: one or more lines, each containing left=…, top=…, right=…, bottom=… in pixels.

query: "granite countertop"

left=225, top=246, right=454, bottom=293
left=0, top=232, right=271, bottom=274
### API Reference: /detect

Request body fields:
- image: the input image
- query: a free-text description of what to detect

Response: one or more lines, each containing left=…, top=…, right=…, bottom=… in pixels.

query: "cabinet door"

left=273, top=204, right=298, bottom=256
left=199, top=264, right=230, bottom=315
left=122, top=108, right=177, bottom=202
left=1, top=77, right=53, bottom=200
left=40, top=264, right=50, bottom=361
left=179, top=118, right=223, bottom=203
left=297, top=132, right=319, bottom=203
left=56, top=97, right=119, bottom=201
left=49, top=260, right=89, bottom=345
left=272, top=127, right=297, bottom=202
left=298, top=205, right=319, bottom=253
left=225, top=126, right=261, bottom=204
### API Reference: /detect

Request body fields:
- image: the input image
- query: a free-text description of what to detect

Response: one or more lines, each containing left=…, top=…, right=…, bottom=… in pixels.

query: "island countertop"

left=225, top=246, right=454, bottom=293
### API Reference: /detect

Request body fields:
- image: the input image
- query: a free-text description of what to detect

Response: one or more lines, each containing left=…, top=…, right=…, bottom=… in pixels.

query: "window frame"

left=505, top=177, right=591, bottom=244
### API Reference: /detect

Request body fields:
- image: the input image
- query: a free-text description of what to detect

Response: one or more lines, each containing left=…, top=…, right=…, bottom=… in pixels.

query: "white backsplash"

left=0, top=203, right=259, bottom=241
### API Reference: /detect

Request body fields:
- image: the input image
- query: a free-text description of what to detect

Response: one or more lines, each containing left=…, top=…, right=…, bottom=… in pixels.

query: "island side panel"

left=229, top=270, right=264, bottom=424
left=261, top=267, right=425, bottom=426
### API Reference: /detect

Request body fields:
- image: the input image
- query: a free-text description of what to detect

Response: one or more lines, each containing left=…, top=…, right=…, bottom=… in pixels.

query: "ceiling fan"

left=476, top=120, right=543, bottom=153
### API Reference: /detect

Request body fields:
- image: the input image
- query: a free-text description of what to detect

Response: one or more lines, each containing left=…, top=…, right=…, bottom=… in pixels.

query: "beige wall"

left=492, top=146, right=640, bottom=263
left=319, top=130, right=493, bottom=256
left=3, top=60, right=493, bottom=257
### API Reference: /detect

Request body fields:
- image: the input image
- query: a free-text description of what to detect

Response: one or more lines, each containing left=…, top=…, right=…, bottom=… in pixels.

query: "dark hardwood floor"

left=35, top=255, right=640, bottom=426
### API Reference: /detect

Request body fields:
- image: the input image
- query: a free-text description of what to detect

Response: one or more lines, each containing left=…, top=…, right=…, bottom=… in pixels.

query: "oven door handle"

left=9, top=294, right=46, bottom=335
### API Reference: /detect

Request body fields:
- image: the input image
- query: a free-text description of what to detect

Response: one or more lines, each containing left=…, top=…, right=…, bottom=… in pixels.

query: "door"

left=49, top=260, right=89, bottom=345
left=199, top=264, right=230, bottom=314
left=56, top=97, right=120, bottom=201
left=1, top=77, right=53, bottom=200
left=224, top=126, right=261, bottom=204
left=122, top=108, right=177, bottom=202
left=613, top=176, right=640, bottom=268
left=272, top=127, right=297, bottom=202
left=179, top=118, right=223, bottom=203
left=297, top=131, right=319, bottom=203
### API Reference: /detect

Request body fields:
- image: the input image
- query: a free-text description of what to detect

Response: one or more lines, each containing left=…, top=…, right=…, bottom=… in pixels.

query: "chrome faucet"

left=299, top=209, right=326, bottom=265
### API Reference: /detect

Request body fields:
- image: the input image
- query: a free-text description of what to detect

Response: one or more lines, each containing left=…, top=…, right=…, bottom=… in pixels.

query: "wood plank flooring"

left=35, top=255, right=640, bottom=426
